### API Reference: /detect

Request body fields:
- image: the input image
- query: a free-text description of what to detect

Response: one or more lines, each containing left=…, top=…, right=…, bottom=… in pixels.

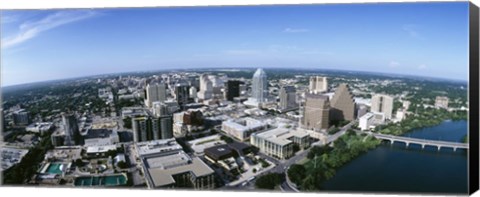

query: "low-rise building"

left=26, top=122, right=54, bottom=135
left=250, top=127, right=310, bottom=160
left=136, top=138, right=215, bottom=189
left=221, top=117, right=267, bottom=141
left=359, top=112, right=386, bottom=131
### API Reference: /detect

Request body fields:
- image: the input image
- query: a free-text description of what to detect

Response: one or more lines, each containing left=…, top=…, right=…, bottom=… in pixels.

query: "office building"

left=279, top=85, right=297, bottom=111
left=132, top=116, right=173, bottom=142
left=198, top=74, right=213, bottom=100
left=371, top=94, right=394, bottom=119
left=250, top=127, right=310, bottom=160
left=13, top=109, right=29, bottom=126
left=146, top=83, right=167, bottom=108
left=221, top=117, right=267, bottom=141
left=309, top=76, right=328, bottom=93
left=189, top=86, right=198, bottom=101
left=359, top=112, right=386, bottom=131
left=136, top=139, right=215, bottom=189
left=302, top=93, right=330, bottom=131
left=62, top=112, right=81, bottom=146
left=225, top=80, right=244, bottom=101
left=330, top=83, right=356, bottom=121
left=435, top=96, right=449, bottom=109
left=244, top=68, right=268, bottom=107
left=175, top=84, right=190, bottom=110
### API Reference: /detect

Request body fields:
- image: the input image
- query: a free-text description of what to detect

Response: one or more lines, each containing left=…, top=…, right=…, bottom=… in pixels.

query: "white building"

left=371, top=94, right=394, bottom=119
left=359, top=112, right=386, bottom=131
left=145, top=83, right=167, bottom=108
left=198, top=74, right=213, bottom=100
left=250, top=127, right=310, bottom=160
left=309, top=76, right=328, bottom=94
left=221, top=117, right=267, bottom=141
left=244, top=68, right=268, bottom=107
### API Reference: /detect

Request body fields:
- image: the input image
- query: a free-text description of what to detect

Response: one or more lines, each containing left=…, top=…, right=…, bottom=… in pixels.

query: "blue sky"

left=1, top=2, right=470, bottom=86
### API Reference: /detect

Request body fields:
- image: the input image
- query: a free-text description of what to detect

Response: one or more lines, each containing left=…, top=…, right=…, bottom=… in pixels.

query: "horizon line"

left=1, top=66, right=469, bottom=88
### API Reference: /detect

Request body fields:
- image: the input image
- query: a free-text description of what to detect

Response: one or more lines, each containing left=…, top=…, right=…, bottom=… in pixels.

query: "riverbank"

left=321, top=120, right=468, bottom=194
left=287, top=131, right=381, bottom=191
left=377, top=107, right=467, bottom=136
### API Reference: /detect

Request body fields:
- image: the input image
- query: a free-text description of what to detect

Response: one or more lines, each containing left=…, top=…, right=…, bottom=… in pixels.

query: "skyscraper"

left=251, top=68, right=268, bottom=103
left=225, top=80, right=244, bottom=101
left=189, top=86, right=198, bottom=101
left=330, top=83, right=356, bottom=121
left=371, top=94, right=394, bottom=119
left=175, top=84, right=190, bottom=110
left=309, top=76, right=328, bottom=94
left=62, top=112, right=81, bottom=145
left=279, top=86, right=297, bottom=111
left=302, top=93, right=330, bottom=131
left=145, top=83, right=167, bottom=108
left=198, top=74, right=213, bottom=100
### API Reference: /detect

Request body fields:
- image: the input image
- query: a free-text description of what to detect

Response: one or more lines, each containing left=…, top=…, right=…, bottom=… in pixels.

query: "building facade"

left=302, top=93, right=330, bottom=131
left=146, top=83, right=167, bottom=108
left=371, top=94, right=394, bottom=119
left=62, top=112, right=81, bottom=146
left=225, top=80, right=244, bottom=101
left=13, top=109, right=29, bottom=126
left=132, top=116, right=173, bottom=142
left=330, top=83, right=356, bottom=121
left=435, top=96, right=449, bottom=109
left=309, top=76, right=328, bottom=93
left=251, top=68, right=268, bottom=104
left=250, top=128, right=310, bottom=160
left=198, top=74, right=213, bottom=100
left=279, top=86, right=297, bottom=111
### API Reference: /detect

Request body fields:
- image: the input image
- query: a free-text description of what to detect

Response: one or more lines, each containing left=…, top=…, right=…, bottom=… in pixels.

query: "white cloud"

left=418, top=64, right=427, bottom=69
left=1, top=10, right=98, bottom=49
left=283, top=28, right=309, bottom=33
left=389, top=61, right=400, bottom=68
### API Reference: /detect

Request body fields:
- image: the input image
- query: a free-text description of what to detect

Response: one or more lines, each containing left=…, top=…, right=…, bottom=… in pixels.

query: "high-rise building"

left=189, top=86, right=198, bottom=101
left=132, top=115, right=173, bottom=142
left=435, top=96, right=449, bottom=109
left=225, top=80, right=244, bottom=101
left=330, top=83, right=356, bottom=121
left=251, top=68, right=268, bottom=103
left=244, top=68, right=268, bottom=107
left=175, top=84, right=190, bottom=110
left=279, top=86, right=297, bottom=111
left=198, top=74, right=213, bottom=100
left=309, top=76, right=328, bottom=93
left=371, top=94, right=394, bottom=119
left=145, top=83, right=167, bottom=108
left=62, top=112, right=81, bottom=145
left=132, top=116, right=150, bottom=142
left=302, top=93, right=330, bottom=131
left=160, top=116, right=173, bottom=139
left=12, top=109, right=29, bottom=126
left=1, top=108, right=4, bottom=130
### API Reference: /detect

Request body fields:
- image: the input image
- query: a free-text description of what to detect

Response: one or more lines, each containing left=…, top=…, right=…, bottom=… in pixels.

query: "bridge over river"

left=366, top=132, right=469, bottom=151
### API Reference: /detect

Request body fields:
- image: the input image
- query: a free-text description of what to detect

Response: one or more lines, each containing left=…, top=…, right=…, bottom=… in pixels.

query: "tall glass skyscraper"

left=251, top=68, right=268, bottom=103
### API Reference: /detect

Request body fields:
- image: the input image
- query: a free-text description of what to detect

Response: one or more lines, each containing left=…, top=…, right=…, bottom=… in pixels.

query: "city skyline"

left=1, top=2, right=470, bottom=86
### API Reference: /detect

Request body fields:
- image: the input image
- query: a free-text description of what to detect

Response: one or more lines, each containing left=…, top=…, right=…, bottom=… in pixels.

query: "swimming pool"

left=46, top=163, right=63, bottom=175
left=74, top=174, right=127, bottom=187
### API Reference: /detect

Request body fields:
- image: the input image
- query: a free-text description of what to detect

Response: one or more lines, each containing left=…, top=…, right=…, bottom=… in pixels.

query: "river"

left=322, top=120, right=468, bottom=194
